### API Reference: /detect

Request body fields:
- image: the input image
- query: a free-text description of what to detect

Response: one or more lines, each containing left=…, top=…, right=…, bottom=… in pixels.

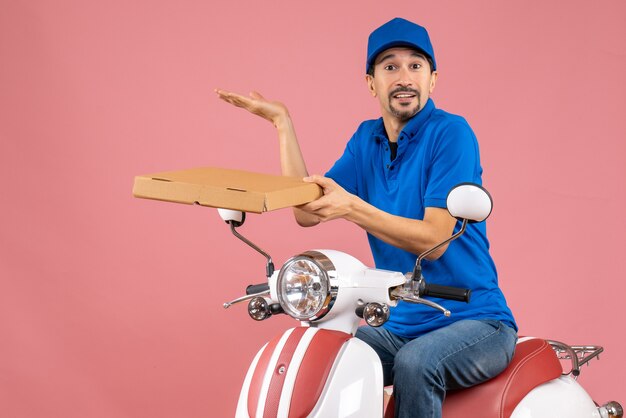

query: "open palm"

left=215, top=89, right=288, bottom=126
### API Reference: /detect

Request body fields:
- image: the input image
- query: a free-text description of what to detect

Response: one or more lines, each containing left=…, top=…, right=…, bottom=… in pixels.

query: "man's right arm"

left=273, top=114, right=320, bottom=227
left=215, top=89, right=319, bottom=226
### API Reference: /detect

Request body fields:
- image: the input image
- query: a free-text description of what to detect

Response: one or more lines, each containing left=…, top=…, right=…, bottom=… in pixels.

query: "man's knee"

left=354, top=325, right=375, bottom=344
left=393, top=343, right=440, bottom=386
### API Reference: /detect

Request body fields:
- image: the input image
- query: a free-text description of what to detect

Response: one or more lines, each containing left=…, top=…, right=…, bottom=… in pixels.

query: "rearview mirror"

left=446, top=183, right=493, bottom=223
left=412, top=183, right=493, bottom=284
left=217, top=208, right=245, bottom=227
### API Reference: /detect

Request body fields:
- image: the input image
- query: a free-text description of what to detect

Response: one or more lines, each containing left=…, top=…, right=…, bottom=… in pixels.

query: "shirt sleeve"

left=424, top=120, right=481, bottom=208
left=325, top=134, right=359, bottom=195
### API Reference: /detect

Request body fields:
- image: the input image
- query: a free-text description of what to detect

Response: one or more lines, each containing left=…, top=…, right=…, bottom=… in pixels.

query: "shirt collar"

left=373, top=98, right=436, bottom=141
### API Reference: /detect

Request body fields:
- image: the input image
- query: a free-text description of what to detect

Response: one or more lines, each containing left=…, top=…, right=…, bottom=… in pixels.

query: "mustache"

left=389, top=87, right=419, bottom=98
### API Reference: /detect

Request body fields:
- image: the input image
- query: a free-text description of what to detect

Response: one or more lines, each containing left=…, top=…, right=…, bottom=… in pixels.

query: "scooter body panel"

left=236, top=343, right=266, bottom=418
left=308, top=337, right=383, bottom=418
left=511, top=375, right=601, bottom=418
left=235, top=328, right=383, bottom=418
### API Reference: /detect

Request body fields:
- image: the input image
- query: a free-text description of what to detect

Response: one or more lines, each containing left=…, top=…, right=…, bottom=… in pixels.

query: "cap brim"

left=367, top=41, right=434, bottom=72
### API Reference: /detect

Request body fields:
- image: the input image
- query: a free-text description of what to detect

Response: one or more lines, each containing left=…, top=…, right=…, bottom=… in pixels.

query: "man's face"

left=366, top=47, right=438, bottom=122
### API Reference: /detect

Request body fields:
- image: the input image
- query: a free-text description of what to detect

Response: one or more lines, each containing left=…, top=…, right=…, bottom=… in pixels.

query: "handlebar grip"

left=246, top=283, right=270, bottom=295
left=421, top=283, right=471, bottom=303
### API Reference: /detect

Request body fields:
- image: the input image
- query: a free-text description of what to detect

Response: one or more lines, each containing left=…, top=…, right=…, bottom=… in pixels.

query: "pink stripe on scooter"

left=262, top=327, right=308, bottom=418
left=289, top=329, right=352, bottom=418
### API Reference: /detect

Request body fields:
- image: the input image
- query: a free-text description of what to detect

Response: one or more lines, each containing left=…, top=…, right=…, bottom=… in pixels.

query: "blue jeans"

left=355, top=319, right=517, bottom=418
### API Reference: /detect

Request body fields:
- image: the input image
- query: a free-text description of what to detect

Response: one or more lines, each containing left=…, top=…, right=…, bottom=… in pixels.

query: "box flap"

left=133, top=167, right=322, bottom=213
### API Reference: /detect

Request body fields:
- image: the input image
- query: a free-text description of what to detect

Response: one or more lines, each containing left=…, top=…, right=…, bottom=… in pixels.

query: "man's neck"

left=382, top=117, right=407, bottom=143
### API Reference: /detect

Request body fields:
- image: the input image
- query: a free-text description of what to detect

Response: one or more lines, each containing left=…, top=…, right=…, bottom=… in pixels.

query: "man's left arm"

left=300, top=175, right=456, bottom=259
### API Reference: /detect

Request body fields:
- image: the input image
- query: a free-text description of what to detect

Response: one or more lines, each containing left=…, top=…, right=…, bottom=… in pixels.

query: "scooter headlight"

left=277, top=251, right=336, bottom=321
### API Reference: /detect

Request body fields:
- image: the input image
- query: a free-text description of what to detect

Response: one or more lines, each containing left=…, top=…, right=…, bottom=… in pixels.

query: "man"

left=217, top=17, right=517, bottom=418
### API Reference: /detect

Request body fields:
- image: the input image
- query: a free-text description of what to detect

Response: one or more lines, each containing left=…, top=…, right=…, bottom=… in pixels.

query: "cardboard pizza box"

left=133, top=167, right=322, bottom=213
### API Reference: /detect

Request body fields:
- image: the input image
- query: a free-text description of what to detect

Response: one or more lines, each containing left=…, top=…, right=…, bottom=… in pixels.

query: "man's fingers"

left=304, top=175, right=336, bottom=192
left=216, top=89, right=262, bottom=104
left=215, top=88, right=239, bottom=101
left=300, top=205, right=329, bottom=222
left=297, top=202, right=315, bottom=213
left=215, top=89, right=257, bottom=110
left=298, top=197, right=325, bottom=212
left=303, top=174, right=329, bottom=185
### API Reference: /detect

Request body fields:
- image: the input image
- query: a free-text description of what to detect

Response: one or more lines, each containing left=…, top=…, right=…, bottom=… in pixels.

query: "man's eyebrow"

left=377, top=53, right=397, bottom=64
left=410, top=52, right=428, bottom=60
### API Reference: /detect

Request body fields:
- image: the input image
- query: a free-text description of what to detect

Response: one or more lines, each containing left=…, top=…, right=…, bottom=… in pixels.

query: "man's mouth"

left=390, top=89, right=419, bottom=102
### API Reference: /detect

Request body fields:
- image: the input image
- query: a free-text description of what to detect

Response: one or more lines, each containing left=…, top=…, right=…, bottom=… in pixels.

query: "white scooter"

left=212, top=184, right=622, bottom=418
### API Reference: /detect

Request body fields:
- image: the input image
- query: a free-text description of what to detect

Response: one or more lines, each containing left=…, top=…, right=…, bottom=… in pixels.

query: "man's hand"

left=298, top=175, right=357, bottom=222
left=215, top=89, right=289, bottom=128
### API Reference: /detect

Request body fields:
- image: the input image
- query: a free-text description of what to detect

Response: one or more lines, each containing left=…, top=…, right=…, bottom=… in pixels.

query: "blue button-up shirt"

left=326, top=99, right=517, bottom=337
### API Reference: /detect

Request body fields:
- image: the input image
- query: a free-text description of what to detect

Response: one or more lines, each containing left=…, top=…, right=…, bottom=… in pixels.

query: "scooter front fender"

left=236, top=327, right=383, bottom=418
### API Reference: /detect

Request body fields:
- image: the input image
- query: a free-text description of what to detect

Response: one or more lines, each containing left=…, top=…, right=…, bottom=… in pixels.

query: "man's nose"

left=395, top=66, right=413, bottom=86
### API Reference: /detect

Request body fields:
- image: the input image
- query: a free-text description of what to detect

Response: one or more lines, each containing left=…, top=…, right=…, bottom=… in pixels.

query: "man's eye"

left=384, top=64, right=397, bottom=71
left=411, top=63, right=422, bottom=70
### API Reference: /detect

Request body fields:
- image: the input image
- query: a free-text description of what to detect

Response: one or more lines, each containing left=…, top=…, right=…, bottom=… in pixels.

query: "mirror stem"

left=412, top=219, right=468, bottom=281
left=229, top=222, right=275, bottom=278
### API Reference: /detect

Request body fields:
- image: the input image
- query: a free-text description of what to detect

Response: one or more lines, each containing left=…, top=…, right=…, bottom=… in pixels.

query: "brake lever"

left=390, top=287, right=451, bottom=317
left=223, top=289, right=270, bottom=309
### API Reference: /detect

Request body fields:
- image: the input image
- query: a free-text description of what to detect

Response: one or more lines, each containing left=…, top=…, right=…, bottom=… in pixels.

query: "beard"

left=388, top=87, right=421, bottom=121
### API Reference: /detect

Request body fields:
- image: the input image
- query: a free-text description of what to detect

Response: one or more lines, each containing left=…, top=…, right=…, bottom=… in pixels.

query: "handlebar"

left=420, top=283, right=471, bottom=303
left=224, top=283, right=270, bottom=309
left=246, top=283, right=270, bottom=295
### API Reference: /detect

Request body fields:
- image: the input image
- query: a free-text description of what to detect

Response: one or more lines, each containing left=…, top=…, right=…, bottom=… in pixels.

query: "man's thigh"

left=394, top=319, right=517, bottom=390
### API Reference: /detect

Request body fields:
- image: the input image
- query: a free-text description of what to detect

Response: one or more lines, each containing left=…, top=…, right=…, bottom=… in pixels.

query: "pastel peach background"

left=1, top=0, right=625, bottom=417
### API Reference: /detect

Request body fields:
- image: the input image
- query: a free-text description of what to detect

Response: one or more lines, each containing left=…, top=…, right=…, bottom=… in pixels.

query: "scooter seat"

left=384, top=337, right=563, bottom=418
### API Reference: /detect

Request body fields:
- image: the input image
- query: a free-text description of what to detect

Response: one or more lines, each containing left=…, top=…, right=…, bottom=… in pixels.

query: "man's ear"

left=429, top=71, right=438, bottom=94
left=366, top=74, right=377, bottom=97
